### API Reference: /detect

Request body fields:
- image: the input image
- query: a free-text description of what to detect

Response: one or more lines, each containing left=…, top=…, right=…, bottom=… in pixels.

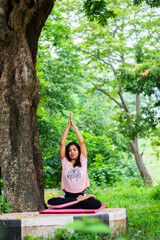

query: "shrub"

left=151, top=184, right=160, bottom=200
left=0, top=194, right=12, bottom=214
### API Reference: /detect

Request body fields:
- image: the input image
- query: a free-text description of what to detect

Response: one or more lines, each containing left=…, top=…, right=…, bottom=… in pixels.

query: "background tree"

left=0, top=0, right=55, bottom=212
left=73, top=0, right=160, bottom=185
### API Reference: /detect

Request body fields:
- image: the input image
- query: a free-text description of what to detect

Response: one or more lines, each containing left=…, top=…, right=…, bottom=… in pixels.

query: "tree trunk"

left=0, top=167, right=2, bottom=195
left=133, top=94, right=153, bottom=186
left=0, top=0, right=54, bottom=212
left=131, top=137, right=153, bottom=186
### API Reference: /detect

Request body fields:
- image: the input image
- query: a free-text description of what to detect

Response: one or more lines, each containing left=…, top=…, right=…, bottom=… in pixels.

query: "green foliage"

left=54, top=228, right=107, bottom=240
left=25, top=236, right=43, bottom=240
left=115, top=60, right=160, bottom=139
left=37, top=110, right=63, bottom=188
left=82, top=0, right=116, bottom=26
left=54, top=229, right=75, bottom=240
left=117, top=110, right=156, bottom=139
left=117, top=62, right=160, bottom=96
left=150, top=124, right=160, bottom=160
left=0, top=194, right=12, bottom=215
left=83, top=0, right=160, bottom=28
left=88, top=154, right=123, bottom=186
left=68, top=216, right=111, bottom=233
left=134, top=41, right=145, bottom=64
left=134, top=0, right=160, bottom=7
left=151, top=183, right=160, bottom=200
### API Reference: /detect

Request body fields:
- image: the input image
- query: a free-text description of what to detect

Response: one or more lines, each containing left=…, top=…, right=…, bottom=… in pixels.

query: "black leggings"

left=48, top=191, right=102, bottom=209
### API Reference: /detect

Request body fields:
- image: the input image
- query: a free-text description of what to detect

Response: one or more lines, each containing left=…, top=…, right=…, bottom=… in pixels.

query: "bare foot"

left=57, top=196, right=65, bottom=198
left=77, top=194, right=95, bottom=202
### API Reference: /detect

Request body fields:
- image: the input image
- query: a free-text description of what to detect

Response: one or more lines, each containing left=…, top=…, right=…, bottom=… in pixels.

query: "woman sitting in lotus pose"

left=48, top=113, right=101, bottom=209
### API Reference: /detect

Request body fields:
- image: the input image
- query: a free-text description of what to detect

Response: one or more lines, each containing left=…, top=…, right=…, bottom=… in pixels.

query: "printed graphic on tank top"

left=67, top=168, right=81, bottom=182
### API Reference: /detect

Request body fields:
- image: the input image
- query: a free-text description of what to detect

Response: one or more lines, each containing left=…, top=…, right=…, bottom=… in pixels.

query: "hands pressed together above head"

left=68, top=112, right=74, bottom=127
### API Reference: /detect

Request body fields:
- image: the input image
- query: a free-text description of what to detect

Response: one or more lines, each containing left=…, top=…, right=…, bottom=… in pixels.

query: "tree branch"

left=120, top=55, right=125, bottom=63
left=81, top=48, right=117, bottom=76
left=100, top=58, right=117, bottom=76
left=112, top=24, right=118, bottom=38
left=26, top=0, right=54, bottom=64
left=93, top=83, right=124, bottom=109
left=118, top=88, right=130, bottom=113
left=8, top=1, right=35, bottom=31
left=95, top=50, right=117, bottom=76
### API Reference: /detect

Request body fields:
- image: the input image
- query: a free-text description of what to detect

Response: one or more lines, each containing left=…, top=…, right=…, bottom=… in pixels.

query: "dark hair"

left=65, top=141, right=81, bottom=167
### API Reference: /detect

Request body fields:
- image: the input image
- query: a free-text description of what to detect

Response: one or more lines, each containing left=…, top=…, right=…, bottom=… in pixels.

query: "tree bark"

left=136, top=93, right=141, bottom=114
left=131, top=138, right=153, bottom=186
left=0, top=0, right=55, bottom=212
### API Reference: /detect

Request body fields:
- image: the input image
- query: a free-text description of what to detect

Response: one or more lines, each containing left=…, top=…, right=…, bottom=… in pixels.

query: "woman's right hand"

left=77, top=195, right=95, bottom=202
left=57, top=196, right=65, bottom=198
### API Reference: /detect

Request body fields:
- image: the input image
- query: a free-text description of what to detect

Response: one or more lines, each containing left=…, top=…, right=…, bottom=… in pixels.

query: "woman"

left=48, top=113, right=101, bottom=209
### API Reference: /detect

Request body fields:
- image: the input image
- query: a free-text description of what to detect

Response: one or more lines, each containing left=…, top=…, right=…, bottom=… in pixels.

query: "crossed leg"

left=48, top=195, right=101, bottom=209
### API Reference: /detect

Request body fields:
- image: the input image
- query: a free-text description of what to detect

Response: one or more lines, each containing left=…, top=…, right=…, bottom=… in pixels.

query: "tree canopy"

left=82, top=0, right=160, bottom=27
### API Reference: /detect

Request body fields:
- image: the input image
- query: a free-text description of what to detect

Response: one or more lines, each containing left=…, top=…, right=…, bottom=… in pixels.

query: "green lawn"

left=88, top=182, right=160, bottom=240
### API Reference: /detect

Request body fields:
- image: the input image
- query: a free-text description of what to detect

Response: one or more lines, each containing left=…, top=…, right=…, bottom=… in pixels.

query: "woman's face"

left=69, top=145, right=79, bottom=160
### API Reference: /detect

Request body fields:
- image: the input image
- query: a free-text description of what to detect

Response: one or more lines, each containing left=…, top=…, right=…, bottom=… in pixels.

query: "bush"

left=0, top=194, right=12, bottom=214
left=88, top=153, right=141, bottom=187
left=151, top=184, right=160, bottom=200
left=88, top=164, right=122, bottom=186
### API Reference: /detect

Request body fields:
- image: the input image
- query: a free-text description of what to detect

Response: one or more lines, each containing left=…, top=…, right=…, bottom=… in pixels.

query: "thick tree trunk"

left=131, top=137, right=153, bottom=186
left=0, top=0, right=54, bottom=212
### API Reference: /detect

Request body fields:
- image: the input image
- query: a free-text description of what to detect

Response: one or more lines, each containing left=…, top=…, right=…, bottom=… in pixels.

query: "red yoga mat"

left=39, top=204, right=105, bottom=214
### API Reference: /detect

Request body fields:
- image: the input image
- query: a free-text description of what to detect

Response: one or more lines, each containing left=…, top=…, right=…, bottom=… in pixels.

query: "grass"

left=87, top=181, right=160, bottom=240
left=44, top=181, right=160, bottom=240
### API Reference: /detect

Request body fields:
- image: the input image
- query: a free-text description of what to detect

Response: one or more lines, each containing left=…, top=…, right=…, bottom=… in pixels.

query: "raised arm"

left=60, top=113, right=71, bottom=159
left=70, top=114, right=87, bottom=158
